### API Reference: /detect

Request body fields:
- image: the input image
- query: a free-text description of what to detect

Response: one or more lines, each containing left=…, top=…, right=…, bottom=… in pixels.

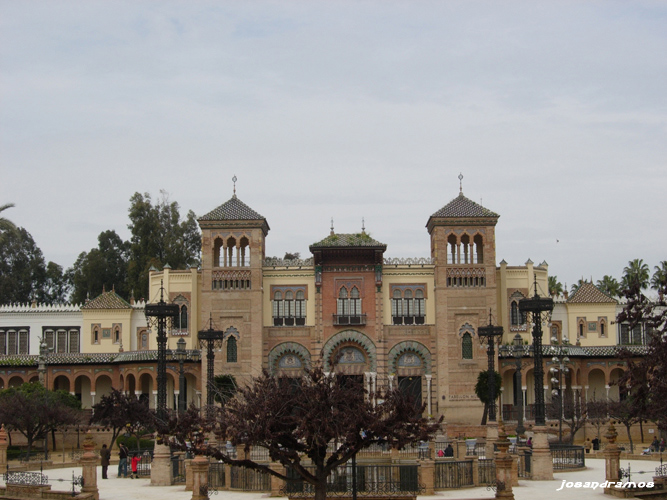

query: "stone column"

left=455, top=440, right=467, bottom=460
left=420, top=458, right=435, bottom=495
left=469, top=455, right=479, bottom=486
left=530, top=426, right=553, bottom=480
left=425, top=375, right=432, bottom=415
left=79, top=432, right=100, bottom=500
left=150, top=441, right=173, bottom=486
left=486, top=422, right=498, bottom=460
left=0, top=424, right=8, bottom=469
left=270, top=462, right=285, bottom=497
left=184, top=458, right=193, bottom=491
left=603, top=423, right=621, bottom=493
left=190, top=455, right=210, bottom=500
left=494, top=420, right=514, bottom=500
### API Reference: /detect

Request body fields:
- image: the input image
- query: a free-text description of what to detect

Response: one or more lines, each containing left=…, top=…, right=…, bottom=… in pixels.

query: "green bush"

left=7, top=446, right=21, bottom=460
left=115, top=436, right=154, bottom=450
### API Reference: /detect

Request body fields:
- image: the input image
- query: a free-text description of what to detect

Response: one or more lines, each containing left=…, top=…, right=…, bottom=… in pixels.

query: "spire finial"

left=330, top=217, right=334, bottom=236
left=232, top=175, right=237, bottom=197
left=362, top=217, right=365, bottom=233
left=458, top=172, right=463, bottom=194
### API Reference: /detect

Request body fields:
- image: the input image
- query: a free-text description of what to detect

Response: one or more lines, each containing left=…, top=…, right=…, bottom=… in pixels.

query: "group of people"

left=98, top=442, right=142, bottom=479
left=651, top=437, right=666, bottom=453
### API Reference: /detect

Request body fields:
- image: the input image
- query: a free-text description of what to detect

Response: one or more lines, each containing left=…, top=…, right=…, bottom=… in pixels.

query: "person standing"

left=130, top=453, right=141, bottom=479
left=100, top=444, right=111, bottom=479
left=117, top=443, right=128, bottom=478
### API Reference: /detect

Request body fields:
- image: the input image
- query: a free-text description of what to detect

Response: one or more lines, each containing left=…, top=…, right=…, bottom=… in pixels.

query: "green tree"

left=90, top=388, right=155, bottom=450
left=548, top=276, right=564, bottom=297
left=596, top=275, right=621, bottom=298
left=570, top=278, right=587, bottom=296
left=651, top=261, right=667, bottom=291
left=67, top=230, right=130, bottom=304
left=0, top=383, right=82, bottom=456
left=474, top=371, right=502, bottom=425
left=622, top=259, right=650, bottom=290
left=42, top=262, right=70, bottom=304
left=0, top=227, right=47, bottom=305
left=0, top=203, right=16, bottom=242
left=127, top=191, right=201, bottom=299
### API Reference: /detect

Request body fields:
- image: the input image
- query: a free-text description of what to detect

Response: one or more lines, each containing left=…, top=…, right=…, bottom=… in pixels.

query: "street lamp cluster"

left=478, top=310, right=504, bottom=422
left=167, top=338, right=201, bottom=413
left=550, top=337, right=570, bottom=443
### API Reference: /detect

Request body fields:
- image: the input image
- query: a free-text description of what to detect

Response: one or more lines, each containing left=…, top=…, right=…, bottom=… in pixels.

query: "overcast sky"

left=1, top=1, right=665, bottom=291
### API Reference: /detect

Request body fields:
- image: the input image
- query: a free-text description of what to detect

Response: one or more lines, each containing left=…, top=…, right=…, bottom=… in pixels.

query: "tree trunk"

left=313, top=481, right=327, bottom=500
left=626, top=424, right=634, bottom=454
left=639, top=420, right=644, bottom=444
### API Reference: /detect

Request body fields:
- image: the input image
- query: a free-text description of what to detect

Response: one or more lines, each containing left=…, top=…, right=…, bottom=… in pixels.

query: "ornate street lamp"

left=145, top=281, right=180, bottom=420
left=197, top=316, right=225, bottom=412
left=549, top=336, right=570, bottom=443
left=519, top=276, right=554, bottom=426
left=512, top=333, right=526, bottom=438
left=478, top=310, right=504, bottom=422
left=169, top=338, right=201, bottom=413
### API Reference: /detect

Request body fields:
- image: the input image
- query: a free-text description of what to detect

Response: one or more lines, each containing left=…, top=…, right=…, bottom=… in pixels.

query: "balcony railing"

left=392, top=316, right=425, bottom=325
left=273, top=317, right=306, bottom=327
left=333, top=314, right=367, bottom=326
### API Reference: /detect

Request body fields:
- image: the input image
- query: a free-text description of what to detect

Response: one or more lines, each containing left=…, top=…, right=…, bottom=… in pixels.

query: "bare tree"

left=90, top=388, right=154, bottom=450
left=160, top=367, right=442, bottom=500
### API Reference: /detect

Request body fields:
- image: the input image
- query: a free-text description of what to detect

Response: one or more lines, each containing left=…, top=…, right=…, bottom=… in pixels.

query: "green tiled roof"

left=310, top=232, right=387, bottom=249
left=0, top=350, right=201, bottom=366
left=430, top=193, right=499, bottom=218
left=81, top=290, right=131, bottom=310
left=499, top=344, right=648, bottom=358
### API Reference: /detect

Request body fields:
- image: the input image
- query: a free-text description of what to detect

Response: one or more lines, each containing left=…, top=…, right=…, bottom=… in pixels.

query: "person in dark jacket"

left=100, top=444, right=111, bottom=479
left=118, top=443, right=129, bottom=478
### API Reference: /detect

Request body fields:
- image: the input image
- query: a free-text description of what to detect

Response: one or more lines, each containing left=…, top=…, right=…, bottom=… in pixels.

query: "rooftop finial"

left=362, top=217, right=365, bottom=233
left=232, top=175, right=237, bottom=197
left=330, top=217, right=334, bottom=236
left=458, top=172, right=463, bottom=194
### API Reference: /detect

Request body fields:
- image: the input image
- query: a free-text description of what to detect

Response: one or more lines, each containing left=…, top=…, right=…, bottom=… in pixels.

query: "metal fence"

left=518, top=450, right=532, bottom=478
left=209, top=462, right=226, bottom=488
left=282, top=464, right=422, bottom=498
left=133, top=449, right=153, bottom=477
left=172, top=455, right=185, bottom=483
left=230, top=465, right=270, bottom=491
left=19, top=450, right=49, bottom=463
left=434, top=460, right=473, bottom=489
left=478, top=458, right=496, bottom=485
left=550, top=444, right=585, bottom=470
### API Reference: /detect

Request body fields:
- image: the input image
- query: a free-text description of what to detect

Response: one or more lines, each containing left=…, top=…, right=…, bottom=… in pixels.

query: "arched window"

left=273, top=291, right=283, bottom=325
left=113, top=327, right=121, bottom=344
left=600, top=321, right=606, bottom=337
left=462, top=333, right=473, bottom=359
left=285, top=291, right=295, bottom=325
left=337, top=287, right=349, bottom=316
left=180, top=305, right=189, bottom=330
left=93, top=327, right=100, bottom=344
left=392, top=289, right=403, bottom=324
left=295, top=290, right=306, bottom=325
left=404, top=290, right=413, bottom=324
left=227, top=337, right=237, bottom=363
left=510, top=302, right=520, bottom=326
left=415, top=289, right=425, bottom=324
left=350, top=287, right=361, bottom=317
left=579, top=322, right=585, bottom=338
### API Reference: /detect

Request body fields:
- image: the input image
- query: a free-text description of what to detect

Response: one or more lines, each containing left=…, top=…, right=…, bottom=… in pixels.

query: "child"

left=130, top=453, right=141, bottom=479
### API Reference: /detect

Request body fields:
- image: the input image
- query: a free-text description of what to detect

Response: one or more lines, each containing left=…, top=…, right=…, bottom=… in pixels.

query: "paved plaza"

left=1, top=457, right=664, bottom=500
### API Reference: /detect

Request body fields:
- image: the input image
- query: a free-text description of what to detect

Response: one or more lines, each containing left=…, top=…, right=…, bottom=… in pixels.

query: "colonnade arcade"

left=0, top=365, right=200, bottom=410
left=499, top=359, right=627, bottom=421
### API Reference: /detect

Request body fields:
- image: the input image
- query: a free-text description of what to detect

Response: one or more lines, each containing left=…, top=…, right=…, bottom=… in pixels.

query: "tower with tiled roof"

left=426, top=175, right=500, bottom=424
left=198, top=178, right=269, bottom=399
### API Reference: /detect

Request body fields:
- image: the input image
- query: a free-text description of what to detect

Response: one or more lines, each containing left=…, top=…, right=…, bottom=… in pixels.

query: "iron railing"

left=478, top=459, right=496, bottom=485
left=133, top=449, right=154, bottom=477
left=172, top=455, right=185, bottom=483
left=282, top=464, right=423, bottom=498
left=518, top=450, right=532, bottom=478
left=434, top=460, right=473, bottom=489
left=209, top=462, right=226, bottom=489
left=230, top=465, right=270, bottom=491
left=332, top=314, right=367, bottom=326
left=550, top=444, right=585, bottom=470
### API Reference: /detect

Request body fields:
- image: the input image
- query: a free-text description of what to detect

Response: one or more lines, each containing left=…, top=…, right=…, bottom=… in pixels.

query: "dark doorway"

left=398, top=376, right=422, bottom=408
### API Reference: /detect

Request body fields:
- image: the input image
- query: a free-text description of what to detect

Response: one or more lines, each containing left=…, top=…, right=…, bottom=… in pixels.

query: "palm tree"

left=622, top=259, right=650, bottom=290
left=0, top=203, right=16, bottom=241
left=548, top=276, right=564, bottom=297
left=650, top=261, right=667, bottom=290
left=596, top=275, right=621, bottom=298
